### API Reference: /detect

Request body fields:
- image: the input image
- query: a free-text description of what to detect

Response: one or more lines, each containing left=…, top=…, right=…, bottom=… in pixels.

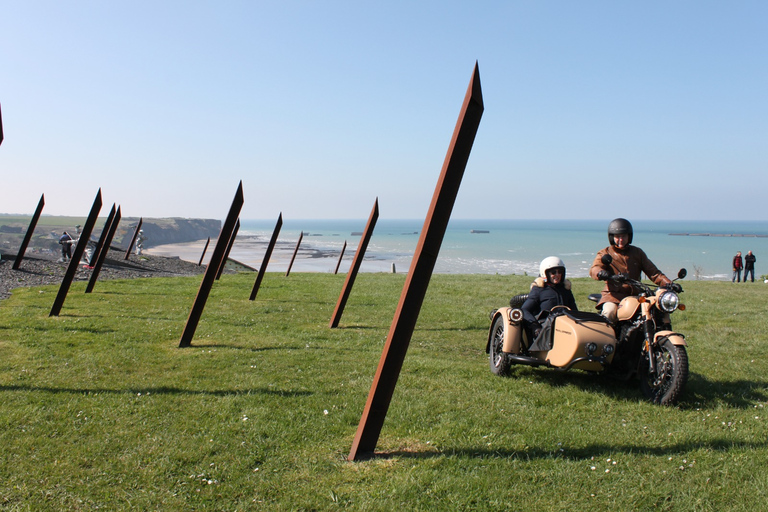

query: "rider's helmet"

left=539, top=256, right=566, bottom=282
left=608, top=218, right=633, bottom=246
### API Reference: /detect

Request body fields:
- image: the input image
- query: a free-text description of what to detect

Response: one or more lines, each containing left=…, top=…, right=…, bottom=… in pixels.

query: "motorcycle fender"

left=654, top=330, right=687, bottom=347
left=486, top=307, right=524, bottom=354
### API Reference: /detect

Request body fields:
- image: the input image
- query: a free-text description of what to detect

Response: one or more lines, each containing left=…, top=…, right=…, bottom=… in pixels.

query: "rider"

left=522, top=256, right=578, bottom=350
left=589, top=218, right=673, bottom=323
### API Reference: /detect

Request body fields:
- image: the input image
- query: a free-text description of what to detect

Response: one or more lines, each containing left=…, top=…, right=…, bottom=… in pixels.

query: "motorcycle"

left=486, top=257, right=689, bottom=405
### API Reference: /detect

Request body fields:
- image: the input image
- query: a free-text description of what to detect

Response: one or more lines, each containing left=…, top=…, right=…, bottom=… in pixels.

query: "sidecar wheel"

left=639, top=339, right=688, bottom=405
left=489, top=315, right=511, bottom=376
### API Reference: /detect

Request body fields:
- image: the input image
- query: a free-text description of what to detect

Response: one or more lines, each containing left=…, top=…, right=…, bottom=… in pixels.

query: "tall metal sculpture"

left=329, top=199, right=379, bottom=328
left=250, top=213, right=282, bottom=300
left=348, top=63, right=483, bottom=460
left=285, top=231, right=304, bottom=277
left=334, top=240, right=347, bottom=275
left=0, top=102, right=4, bottom=146
left=90, top=204, right=116, bottom=267
left=12, top=194, right=45, bottom=270
left=124, top=218, right=143, bottom=260
left=198, top=237, right=211, bottom=266
left=86, top=206, right=121, bottom=293
left=179, top=182, right=244, bottom=348
left=216, top=219, right=240, bottom=280
left=50, top=189, right=104, bottom=317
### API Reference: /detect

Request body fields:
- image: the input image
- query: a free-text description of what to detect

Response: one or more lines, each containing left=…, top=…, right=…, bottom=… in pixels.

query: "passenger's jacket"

left=521, top=279, right=578, bottom=330
left=589, top=245, right=671, bottom=307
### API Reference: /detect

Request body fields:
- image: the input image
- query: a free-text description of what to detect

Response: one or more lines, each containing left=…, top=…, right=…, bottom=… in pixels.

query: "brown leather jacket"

left=589, top=245, right=671, bottom=307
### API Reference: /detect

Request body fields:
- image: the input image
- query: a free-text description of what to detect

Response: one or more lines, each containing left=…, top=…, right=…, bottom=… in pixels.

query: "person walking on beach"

left=732, top=251, right=743, bottom=282
left=589, top=218, right=674, bottom=324
left=744, top=250, right=756, bottom=282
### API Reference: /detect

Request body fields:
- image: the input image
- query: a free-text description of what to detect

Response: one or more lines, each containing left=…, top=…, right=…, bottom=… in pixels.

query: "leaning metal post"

left=179, top=182, right=244, bottom=348
left=86, top=206, right=121, bottom=293
left=348, top=63, right=483, bottom=461
left=124, top=218, right=143, bottom=260
left=216, top=219, right=240, bottom=280
left=329, top=199, right=379, bottom=328
left=250, top=213, right=282, bottom=300
left=90, top=204, right=116, bottom=267
left=12, top=194, right=45, bottom=270
left=49, top=189, right=104, bottom=317
left=198, top=237, right=211, bottom=266
left=334, top=240, right=347, bottom=275
left=285, top=231, right=304, bottom=277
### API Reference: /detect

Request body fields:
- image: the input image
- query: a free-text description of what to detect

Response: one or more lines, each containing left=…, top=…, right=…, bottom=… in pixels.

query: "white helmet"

left=539, top=256, right=566, bottom=280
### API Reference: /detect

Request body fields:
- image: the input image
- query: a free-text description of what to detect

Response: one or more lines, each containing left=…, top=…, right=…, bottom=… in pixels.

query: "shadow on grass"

left=361, top=437, right=768, bottom=462
left=503, top=367, right=768, bottom=409
left=0, top=384, right=313, bottom=397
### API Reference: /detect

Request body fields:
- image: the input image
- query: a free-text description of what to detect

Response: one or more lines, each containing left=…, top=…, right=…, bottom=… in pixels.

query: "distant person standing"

left=59, top=231, right=73, bottom=262
left=744, top=251, right=756, bottom=282
left=732, top=251, right=743, bottom=282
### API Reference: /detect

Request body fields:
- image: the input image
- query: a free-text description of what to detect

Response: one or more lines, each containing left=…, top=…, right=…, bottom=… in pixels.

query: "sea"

left=151, top=219, right=768, bottom=281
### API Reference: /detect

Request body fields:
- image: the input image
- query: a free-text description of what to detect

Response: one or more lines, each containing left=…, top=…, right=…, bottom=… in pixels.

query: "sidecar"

left=486, top=306, right=616, bottom=376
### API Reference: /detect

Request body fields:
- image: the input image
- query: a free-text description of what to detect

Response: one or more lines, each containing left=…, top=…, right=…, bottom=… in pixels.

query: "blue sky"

left=1, top=1, right=766, bottom=221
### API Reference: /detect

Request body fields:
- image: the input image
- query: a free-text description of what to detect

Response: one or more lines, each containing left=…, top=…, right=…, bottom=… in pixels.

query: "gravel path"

left=0, top=249, right=210, bottom=301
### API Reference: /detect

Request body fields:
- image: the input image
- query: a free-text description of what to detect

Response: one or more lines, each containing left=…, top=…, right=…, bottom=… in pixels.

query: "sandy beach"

left=145, top=234, right=400, bottom=274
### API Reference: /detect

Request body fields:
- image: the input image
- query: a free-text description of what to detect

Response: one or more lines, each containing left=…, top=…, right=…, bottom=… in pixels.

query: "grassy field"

left=1, top=272, right=767, bottom=510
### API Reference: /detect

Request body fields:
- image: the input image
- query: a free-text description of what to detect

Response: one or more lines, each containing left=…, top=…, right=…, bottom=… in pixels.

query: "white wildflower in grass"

left=323, top=410, right=329, bottom=415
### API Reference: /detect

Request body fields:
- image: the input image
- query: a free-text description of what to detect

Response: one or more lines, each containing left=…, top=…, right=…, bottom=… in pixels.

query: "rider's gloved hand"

left=667, top=282, right=682, bottom=293
left=596, top=270, right=611, bottom=281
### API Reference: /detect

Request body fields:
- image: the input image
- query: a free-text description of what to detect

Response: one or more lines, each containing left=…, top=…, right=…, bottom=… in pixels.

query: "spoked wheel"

left=639, top=338, right=688, bottom=405
left=489, top=315, right=511, bottom=376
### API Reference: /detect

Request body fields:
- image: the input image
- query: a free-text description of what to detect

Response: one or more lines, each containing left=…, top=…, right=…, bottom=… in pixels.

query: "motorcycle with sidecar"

left=486, top=259, right=689, bottom=405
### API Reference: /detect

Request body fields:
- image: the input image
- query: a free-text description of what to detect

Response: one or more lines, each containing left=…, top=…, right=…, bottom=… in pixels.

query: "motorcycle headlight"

left=659, top=291, right=679, bottom=313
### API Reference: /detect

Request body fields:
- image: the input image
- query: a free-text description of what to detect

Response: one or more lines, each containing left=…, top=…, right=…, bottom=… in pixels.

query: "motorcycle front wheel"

left=639, top=338, right=688, bottom=405
left=489, top=315, right=511, bottom=376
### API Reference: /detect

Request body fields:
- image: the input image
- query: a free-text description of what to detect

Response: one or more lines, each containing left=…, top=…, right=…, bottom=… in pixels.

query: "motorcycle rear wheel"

left=489, top=315, right=511, bottom=376
left=639, top=338, right=688, bottom=405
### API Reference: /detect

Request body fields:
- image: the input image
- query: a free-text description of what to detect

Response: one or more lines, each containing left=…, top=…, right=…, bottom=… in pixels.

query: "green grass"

left=1, top=273, right=767, bottom=510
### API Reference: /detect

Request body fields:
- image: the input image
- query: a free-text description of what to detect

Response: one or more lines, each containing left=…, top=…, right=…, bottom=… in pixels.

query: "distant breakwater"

left=669, top=233, right=768, bottom=238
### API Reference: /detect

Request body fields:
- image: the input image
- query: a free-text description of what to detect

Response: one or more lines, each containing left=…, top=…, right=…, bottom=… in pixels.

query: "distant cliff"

left=117, top=218, right=221, bottom=248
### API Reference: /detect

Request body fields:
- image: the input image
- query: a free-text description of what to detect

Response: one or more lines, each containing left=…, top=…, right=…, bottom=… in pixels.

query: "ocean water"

left=225, top=219, right=768, bottom=280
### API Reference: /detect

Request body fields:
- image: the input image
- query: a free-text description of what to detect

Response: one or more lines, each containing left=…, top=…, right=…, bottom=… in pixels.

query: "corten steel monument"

left=250, top=213, right=283, bottom=300
left=285, top=231, right=304, bottom=276
left=334, top=240, right=347, bottom=275
left=86, top=206, right=122, bottom=293
left=90, top=204, right=117, bottom=267
left=12, top=194, right=45, bottom=270
left=198, top=237, right=211, bottom=266
left=50, top=189, right=104, bottom=317
left=179, top=182, right=244, bottom=348
left=216, top=219, right=240, bottom=280
left=348, top=63, right=483, bottom=461
left=124, top=218, right=143, bottom=260
left=329, top=199, right=379, bottom=328
left=0, top=102, right=4, bottom=146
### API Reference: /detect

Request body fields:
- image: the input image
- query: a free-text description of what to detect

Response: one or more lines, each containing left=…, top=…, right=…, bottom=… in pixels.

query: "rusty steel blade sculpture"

left=50, top=189, right=104, bottom=317
left=334, top=240, right=347, bottom=275
left=348, top=63, right=483, bottom=461
left=0, top=102, right=4, bottom=146
left=86, top=206, right=121, bottom=293
left=250, top=213, right=282, bottom=300
left=90, top=204, right=116, bottom=267
left=124, top=218, right=143, bottom=260
left=329, top=199, right=379, bottom=328
left=198, top=237, right=211, bottom=266
left=12, top=193, right=45, bottom=270
left=216, top=219, right=240, bottom=280
left=179, top=182, right=244, bottom=348
left=285, top=231, right=304, bottom=277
